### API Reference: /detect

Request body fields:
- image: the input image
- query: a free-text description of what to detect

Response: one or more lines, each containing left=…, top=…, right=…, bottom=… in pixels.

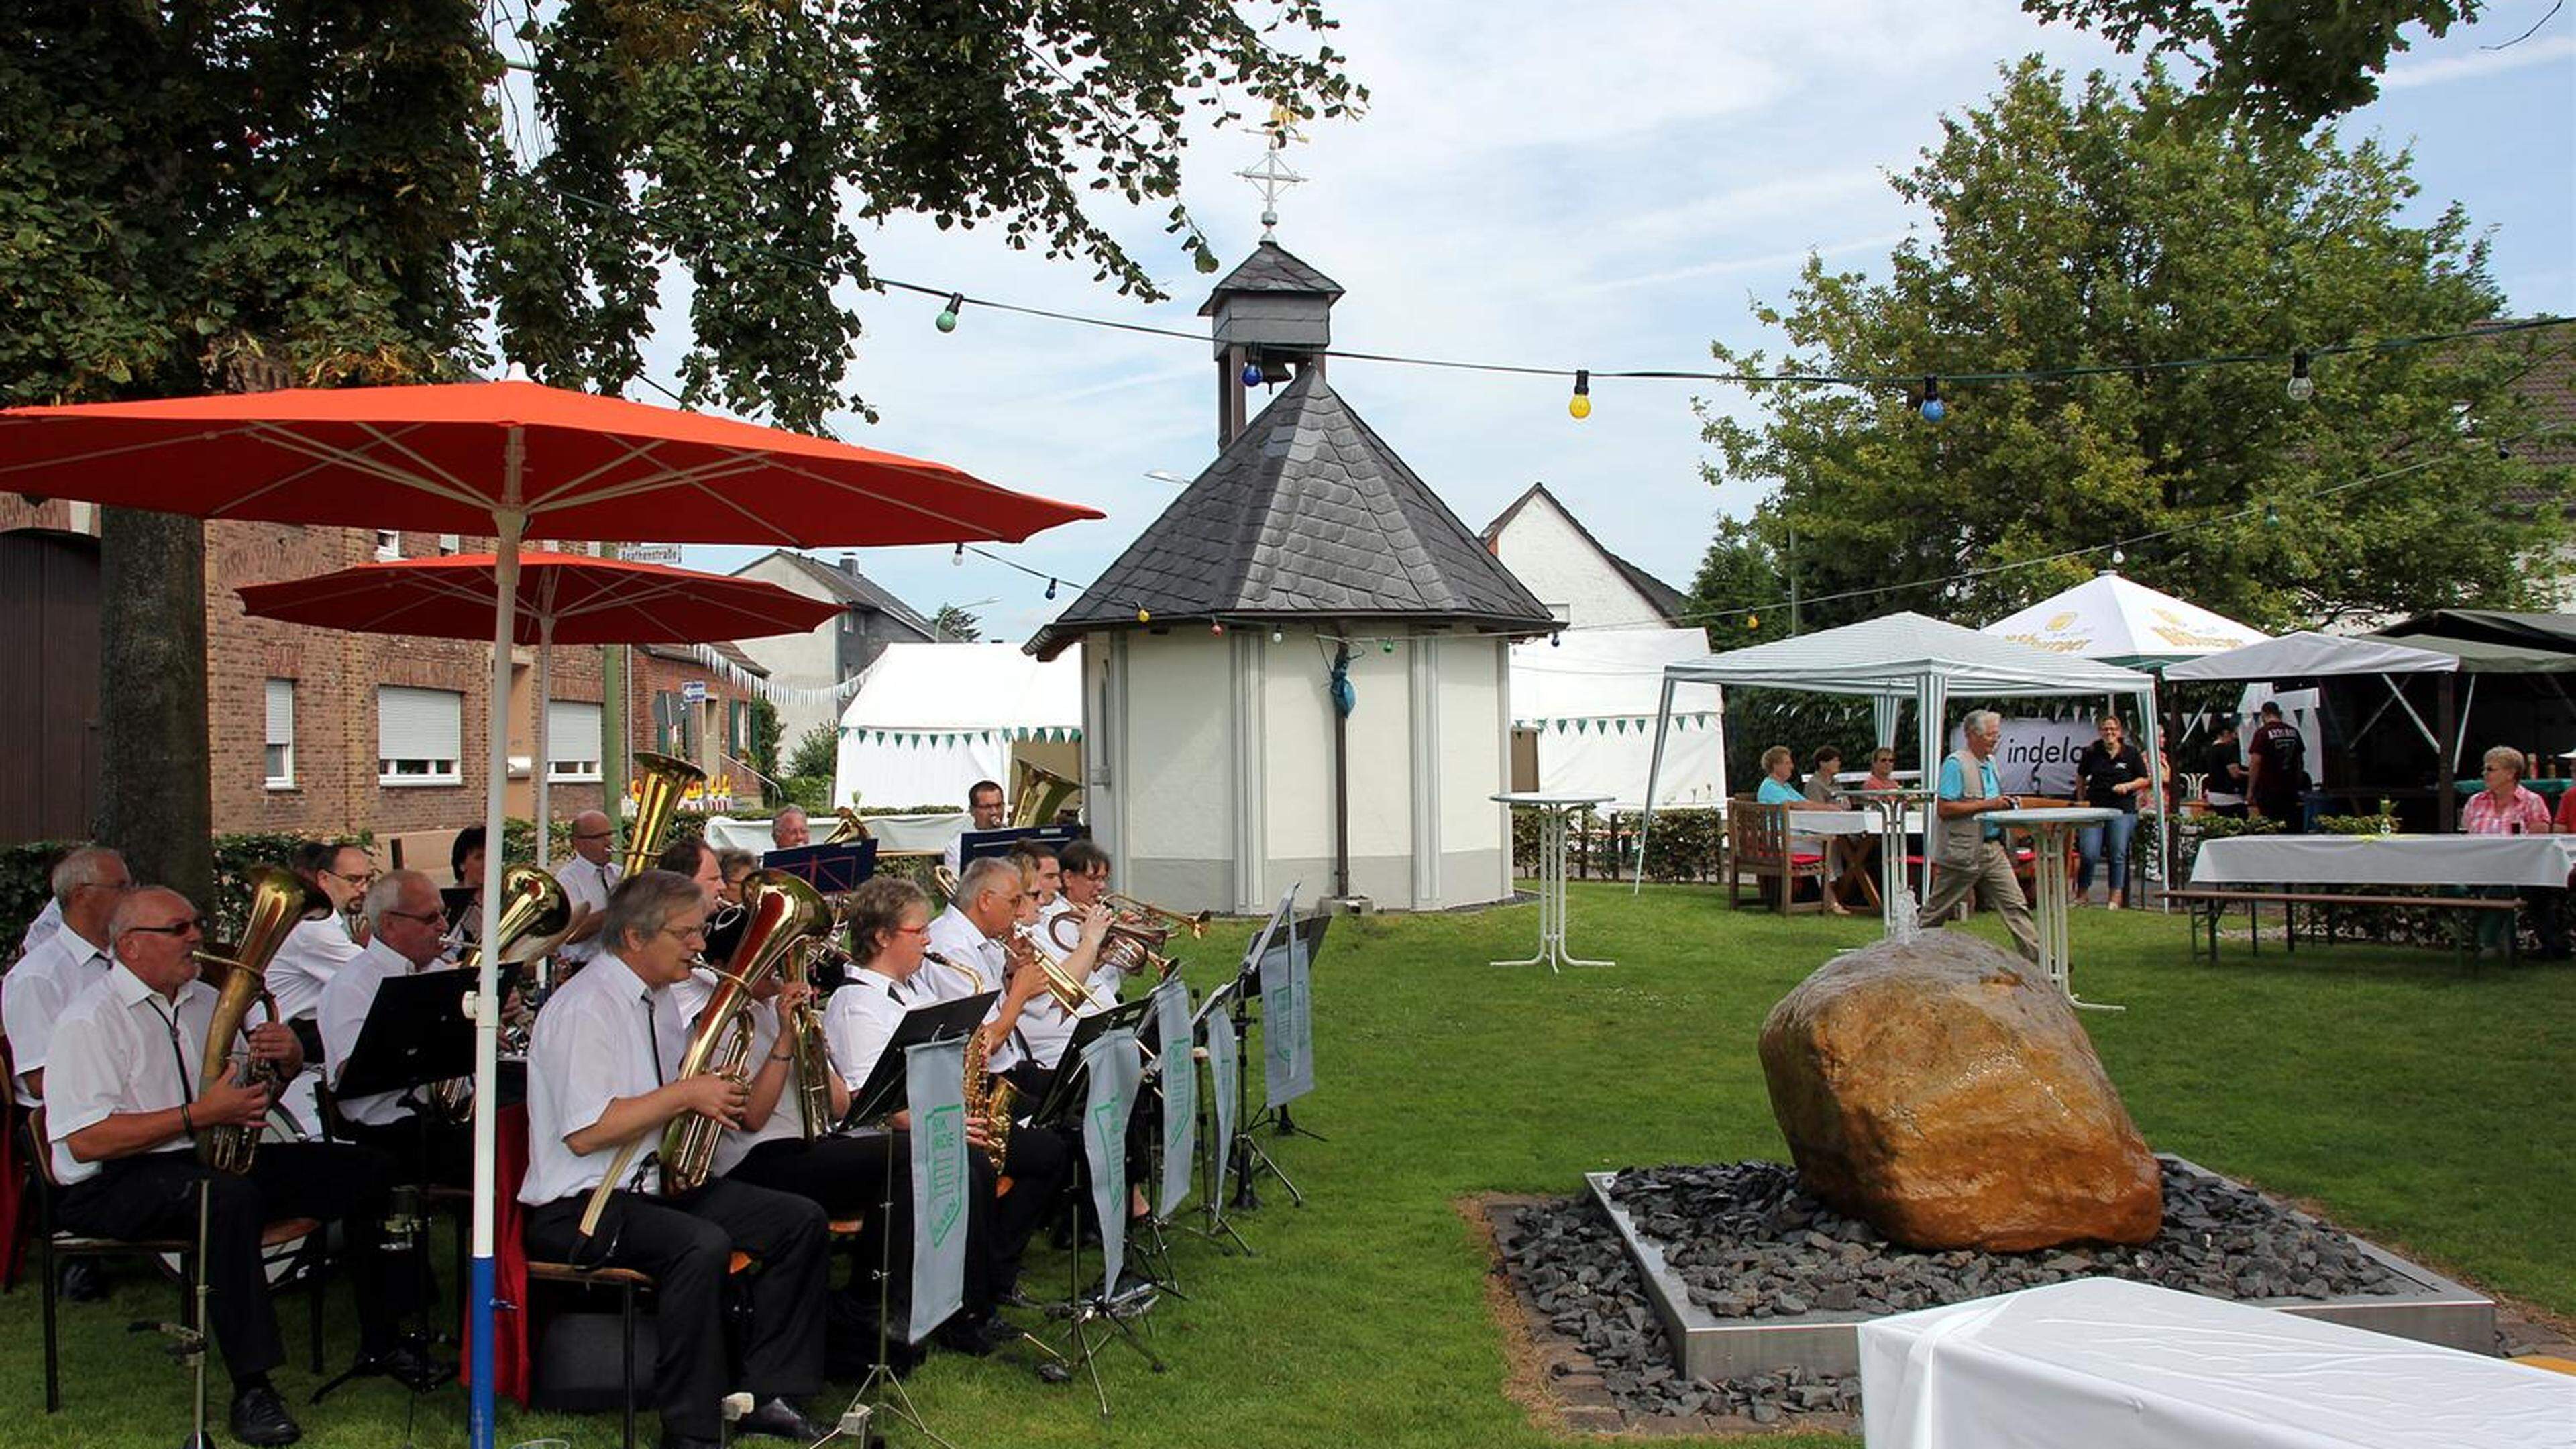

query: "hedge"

left=3, top=830, right=377, bottom=953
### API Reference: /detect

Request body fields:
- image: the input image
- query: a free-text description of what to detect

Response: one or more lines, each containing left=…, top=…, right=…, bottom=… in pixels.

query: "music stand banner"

left=1151, top=977, right=1197, bottom=1219
left=1260, top=917, right=1316, bottom=1110
left=1205, top=1006, right=1238, bottom=1209
left=904, top=1037, right=969, bottom=1344
left=1079, top=1029, right=1142, bottom=1295
left=955, top=824, right=1087, bottom=865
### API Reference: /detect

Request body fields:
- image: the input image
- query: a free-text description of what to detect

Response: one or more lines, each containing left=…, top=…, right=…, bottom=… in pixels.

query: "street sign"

left=682, top=680, right=708, bottom=704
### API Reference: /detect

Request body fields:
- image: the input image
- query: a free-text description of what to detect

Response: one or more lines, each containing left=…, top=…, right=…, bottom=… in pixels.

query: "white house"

left=1481, top=481, right=1689, bottom=630
left=1027, top=243, right=1559, bottom=914
left=727, top=549, right=936, bottom=749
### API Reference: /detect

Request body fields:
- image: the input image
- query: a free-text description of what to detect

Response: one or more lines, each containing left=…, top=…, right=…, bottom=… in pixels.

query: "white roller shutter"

left=378, top=685, right=463, bottom=782
left=547, top=700, right=603, bottom=779
left=263, top=678, right=295, bottom=786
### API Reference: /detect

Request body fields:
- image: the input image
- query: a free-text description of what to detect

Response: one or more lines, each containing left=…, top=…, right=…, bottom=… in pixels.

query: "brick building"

left=0, top=500, right=612, bottom=844
left=628, top=642, right=767, bottom=812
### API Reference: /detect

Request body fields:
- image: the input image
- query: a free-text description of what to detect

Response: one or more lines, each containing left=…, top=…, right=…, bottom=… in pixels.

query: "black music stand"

left=955, top=824, right=1086, bottom=866
left=837, top=991, right=996, bottom=1449
left=760, top=840, right=877, bottom=892
left=1025, top=1026, right=1165, bottom=1417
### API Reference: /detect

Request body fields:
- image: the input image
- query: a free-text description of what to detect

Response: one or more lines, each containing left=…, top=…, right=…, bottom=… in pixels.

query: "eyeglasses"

left=661, top=924, right=709, bottom=943
left=76, top=878, right=136, bottom=896
left=123, top=917, right=203, bottom=938
left=321, top=867, right=378, bottom=887
left=574, top=830, right=612, bottom=841
left=382, top=908, right=445, bottom=926
left=894, top=924, right=931, bottom=937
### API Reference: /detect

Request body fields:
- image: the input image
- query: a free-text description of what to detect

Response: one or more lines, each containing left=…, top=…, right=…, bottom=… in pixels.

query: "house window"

left=377, top=685, right=463, bottom=784
left=263, top=678, right=295, bottom=788
left=374, top=529, right=401, bottom=561
left=437, top=533, right=461, bottom=555
left=653, top=690, right=676, bottom=753
left=547, top=700, right=604, bottom=782
left=727, top=698, right=745, bottom=755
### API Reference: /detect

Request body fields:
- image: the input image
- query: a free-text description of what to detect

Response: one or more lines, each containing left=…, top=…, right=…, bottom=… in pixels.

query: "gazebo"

left=1981, top=570, right=2268, bottom=669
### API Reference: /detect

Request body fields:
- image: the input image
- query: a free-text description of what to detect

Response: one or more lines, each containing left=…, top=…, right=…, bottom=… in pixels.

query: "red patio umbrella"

left=0, top=378, right=1102, bottom=1448
left=237, top=551, right=843, bottom=865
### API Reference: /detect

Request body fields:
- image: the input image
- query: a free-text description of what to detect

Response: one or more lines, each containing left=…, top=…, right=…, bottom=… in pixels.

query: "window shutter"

left=653, top=692, right=674, bottom=753
left=547, top=700, right=603, bottom=773
left=378, top=686, right=463, bottom=767
left=264, top=678, right=294, bottom=746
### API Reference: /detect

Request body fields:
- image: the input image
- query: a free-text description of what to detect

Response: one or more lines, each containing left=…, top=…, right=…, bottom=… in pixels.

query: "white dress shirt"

left=555, top=855, right=623, bottom=967
left=823, top=967, right=912, bottom=1104
left=319, top=937, right=472, bottom=1128
left=268, top=914, right=363, bottom=1022
left=921, top=904, right=1022, bottom=1072
left=519, top=953, right=685, bottom=1206
left=1018, top=901, right=1116, bottom=1071
left=4, top=922, right=114, bottom=1103
left=44, top=961, right=235, bottom=1185
left=17, top=896, right=64, bottom=960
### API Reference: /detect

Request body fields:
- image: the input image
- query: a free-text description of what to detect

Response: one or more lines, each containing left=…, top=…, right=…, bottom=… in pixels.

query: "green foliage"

left=930, top=602, right=985, bottom=643
left=783, top=775, right=835, bottom=811
left=497, top=817, right=576, bottom=867
left=3, top=831, right=378, bottom=949
left=1688, top=516, right=1783, bottom=652
left=786, top=722, right=839, bottom=782
left=2025, top=0, right=2483, bottom=129
left=1700, top=60, right=2570, bottom=637
left=2316, top=811, right=2400, bottom=836
left=746, top=696, right=784, bottom=802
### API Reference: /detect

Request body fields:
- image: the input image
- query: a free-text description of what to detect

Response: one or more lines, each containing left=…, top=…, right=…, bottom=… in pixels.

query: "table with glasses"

left=1984, top=806, right=2121, bottom=1010
left=1493, top=792, right=1615, bottom=972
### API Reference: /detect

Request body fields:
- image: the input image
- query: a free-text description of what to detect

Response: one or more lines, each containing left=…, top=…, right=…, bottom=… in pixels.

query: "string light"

left=1241, top=362, right=1264, bottom=388
left=951, top=543, right=963, bottom=566
left=2286, top=350, right=2314, bottom=402
left=1136, top=607, right=1152, bottom=623
left=1271, top=628, right=1285, bottom=643
left=1381, top=638, right=1395, bottom=654
left=1917, top=375, right=1946, bottom=423
left=1568, top=370, right=1592, bottom=421
left=1044, top=578, right=1058, bottom=600
left=934, top=292, right=964, bottom=333
left=2264, top=504, right=2281, bottom=528
left=1210, top=621, right=1225, bottom=636
left=2111, top=545, right=2125, bottom=564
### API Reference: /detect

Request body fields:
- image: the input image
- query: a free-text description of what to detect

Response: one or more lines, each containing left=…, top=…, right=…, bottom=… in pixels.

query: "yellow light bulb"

left=1568, top=392, right=1591, bottom=420
left=1136, top=608, right=1152, bottom=623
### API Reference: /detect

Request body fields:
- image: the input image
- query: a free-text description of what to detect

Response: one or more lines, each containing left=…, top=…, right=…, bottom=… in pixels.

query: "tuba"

left=621, top=750, right=707, bottom=877
left=822, top=806, right=872, bottom=845
left=1007, top=759, right=1081, bottom=828
left=578, top=871, right=829, bottom=1234
left=440, top=865, right=570, bottom=1114
left=785, top=938, right=841, bottom=1139
left=194, top=867, right=332, bottom=1174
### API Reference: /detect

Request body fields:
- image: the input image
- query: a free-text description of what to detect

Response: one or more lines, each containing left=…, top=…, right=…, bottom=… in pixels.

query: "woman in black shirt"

left=2074, top=715, right=2152, bottom=908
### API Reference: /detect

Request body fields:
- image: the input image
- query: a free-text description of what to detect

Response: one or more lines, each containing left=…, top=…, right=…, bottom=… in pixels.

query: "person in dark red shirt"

left=2246, top=701, right=2308, bottom=831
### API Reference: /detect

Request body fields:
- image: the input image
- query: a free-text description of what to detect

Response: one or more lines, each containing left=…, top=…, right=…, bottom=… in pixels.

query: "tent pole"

left=1633, top=675, right=1681, bottom=894
left=468, top=438, right=525, bottom=1449
left=2438, top=673, right=2458, bottom=833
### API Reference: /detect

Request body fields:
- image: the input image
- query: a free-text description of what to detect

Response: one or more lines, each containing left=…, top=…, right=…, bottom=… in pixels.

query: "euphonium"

left=1006, top=759, right=1081, bottom=828
left=822, top=806, right=871, bottom=845
left=621, top=750, right=707, bottom=877
left=194, top=867, right=331, bottom=1173
left=786, top=938, right=839, bottom=1139
left=576, top=869, right=830, bottom=1236
left=439, top=865, right=570, bottom=1116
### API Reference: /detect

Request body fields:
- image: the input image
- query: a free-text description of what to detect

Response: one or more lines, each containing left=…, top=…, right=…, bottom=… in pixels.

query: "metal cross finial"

left=1235, top=103, right=1307, bottom=241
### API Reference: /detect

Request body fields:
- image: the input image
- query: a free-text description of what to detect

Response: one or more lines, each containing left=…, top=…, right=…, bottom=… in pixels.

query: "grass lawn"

left=0, top=885, right=2565, bottom=1447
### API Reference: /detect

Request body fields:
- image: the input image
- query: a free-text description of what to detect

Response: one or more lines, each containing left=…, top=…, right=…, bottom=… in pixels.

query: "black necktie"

left=641, top=996, right=665, bottom=1085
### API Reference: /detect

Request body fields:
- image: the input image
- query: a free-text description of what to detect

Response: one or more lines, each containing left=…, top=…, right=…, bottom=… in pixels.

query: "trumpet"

left=1012, top=922, right=1108, bottom=1013
left=1108, top=892, right=1210, bottom=940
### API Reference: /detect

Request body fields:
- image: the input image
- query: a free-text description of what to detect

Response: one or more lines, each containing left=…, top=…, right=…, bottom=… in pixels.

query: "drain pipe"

left=1330, top=639, right=1356, bottom=904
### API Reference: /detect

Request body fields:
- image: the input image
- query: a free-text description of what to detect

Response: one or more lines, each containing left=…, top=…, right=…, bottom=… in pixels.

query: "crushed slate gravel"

left=1494, top=1155, right=2401, bottom=1424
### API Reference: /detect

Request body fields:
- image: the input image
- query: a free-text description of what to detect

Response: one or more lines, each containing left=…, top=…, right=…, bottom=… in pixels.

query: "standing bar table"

left=1493, top=792, right=1616, bottom=972
left=1984, top=806, right=2121, bottom=1011
left=1845, top=788, right=1929, bottom=936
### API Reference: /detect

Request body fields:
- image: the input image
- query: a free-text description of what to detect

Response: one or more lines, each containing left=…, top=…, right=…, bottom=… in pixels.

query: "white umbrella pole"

left=470, top=442, right=525, bottom=1449
left=535, top=612, right=553, bottom=869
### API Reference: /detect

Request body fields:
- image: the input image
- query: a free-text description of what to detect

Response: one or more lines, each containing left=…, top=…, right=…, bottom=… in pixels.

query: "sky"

left=661, top=0, right=2576, bottom=649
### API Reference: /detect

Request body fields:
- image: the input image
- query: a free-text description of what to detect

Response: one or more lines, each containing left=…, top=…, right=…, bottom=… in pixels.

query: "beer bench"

left=2164, top=886, right=2518, bottom=967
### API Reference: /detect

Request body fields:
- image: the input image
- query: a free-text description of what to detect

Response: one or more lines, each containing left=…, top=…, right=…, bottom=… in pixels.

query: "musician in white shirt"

left=553, top=809, right=622, bottom=969
left=936, top=778, right=1009, bottom=877
left=46, top=888, right=437, bottom=1444
left=517, top=870, right=826, bottom=1449
left=317, top=871, right=474, bottom=1185
left=4, top=846, right=129, bottom=1105
left=1007, top=841, right=1116, bottom=1087
left=266, top=840, right=372, bottom=1026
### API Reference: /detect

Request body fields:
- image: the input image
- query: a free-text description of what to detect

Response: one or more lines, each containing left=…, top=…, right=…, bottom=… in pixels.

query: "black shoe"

left=59, top=1259, right=107, bottom=1303
left=229, top=1383, right=302, bottom=1447
left=933, top=1313, right=1018, bottom=1358
left=735, top=1397, right=828, bottom=1442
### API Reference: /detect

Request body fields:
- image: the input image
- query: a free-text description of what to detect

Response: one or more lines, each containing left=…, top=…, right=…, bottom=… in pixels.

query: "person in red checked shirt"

left=2463, top=745, right=2564, bottom=959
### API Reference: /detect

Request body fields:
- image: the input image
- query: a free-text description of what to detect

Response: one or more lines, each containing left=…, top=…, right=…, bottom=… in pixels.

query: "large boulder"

left=1757, top=930, right=2161, bottom=1250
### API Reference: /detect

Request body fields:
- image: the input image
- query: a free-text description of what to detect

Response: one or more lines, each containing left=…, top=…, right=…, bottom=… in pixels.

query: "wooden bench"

left=2164, top=886, right=2520, bottom=967
left=1726, top=798, right=1829, bottom=914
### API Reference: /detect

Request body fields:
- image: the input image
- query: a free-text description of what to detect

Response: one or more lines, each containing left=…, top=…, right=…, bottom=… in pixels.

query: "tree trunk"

left=99, top=507, right=214, bottom=908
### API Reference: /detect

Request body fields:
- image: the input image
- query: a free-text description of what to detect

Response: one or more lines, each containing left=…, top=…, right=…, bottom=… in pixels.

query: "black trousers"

left=989, top=1119, right=1071, bottom=1295
left=1007, top=1061, right=1152, bottom=1225
left=58, top=1140, right=416, bottom=1381
left=339, top=1114, right=474, bottom=1190
left=525, top=1178, right=825, bottom=1440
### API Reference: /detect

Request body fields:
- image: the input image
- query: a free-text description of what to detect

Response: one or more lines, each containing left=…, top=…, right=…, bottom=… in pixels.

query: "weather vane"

left=1235, top=102, right=1307, bottom=242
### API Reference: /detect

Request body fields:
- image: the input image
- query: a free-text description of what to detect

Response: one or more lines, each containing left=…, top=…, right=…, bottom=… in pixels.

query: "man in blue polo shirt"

left=1925, top=709, right=2039, bottom=963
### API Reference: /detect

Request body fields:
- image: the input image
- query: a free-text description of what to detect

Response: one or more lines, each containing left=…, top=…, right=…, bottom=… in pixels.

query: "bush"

left=786, top=724, right=837, bottom=782
left=1509, top=806, right=1724, bottom=883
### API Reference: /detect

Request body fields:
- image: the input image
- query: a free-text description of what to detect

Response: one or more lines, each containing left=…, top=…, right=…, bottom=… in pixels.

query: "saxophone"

left=578, top=871, right=828, bottom=1235
left=194, top=867, right=332, bottom=1174
left=960, top=1022, right=1013, bottom=1172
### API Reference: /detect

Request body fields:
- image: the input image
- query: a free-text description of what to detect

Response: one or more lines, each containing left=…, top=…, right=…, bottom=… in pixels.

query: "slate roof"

left=1026, top=370, right=1557, bottom=659
left=1481, top=481, right=1692, bottom=624
left=1196, top=241, right=1344, bottom=313
left=734, top=549, right=937, bottom=639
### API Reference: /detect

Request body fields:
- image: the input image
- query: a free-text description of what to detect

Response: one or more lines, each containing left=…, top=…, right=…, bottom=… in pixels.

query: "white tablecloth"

left=703, top=811, right=965, bottom=856
left=1860, top=1277, right=2576, bottom=1449
left=1797, top=809, right=1926, bottom=836
left=2192, top=833, right=2576, bottom=889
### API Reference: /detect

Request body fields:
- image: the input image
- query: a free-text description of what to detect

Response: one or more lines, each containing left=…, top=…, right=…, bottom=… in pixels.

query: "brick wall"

left=628, top=646, right=764, bottom=812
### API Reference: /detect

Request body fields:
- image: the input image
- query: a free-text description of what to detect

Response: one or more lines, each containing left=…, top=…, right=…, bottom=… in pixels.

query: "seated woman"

left=1756, top=745, right=1851, bottom=914
left=2463, top=744, right=2565, bottom=959
left=1860, top=748, right=1901, bottom=794
left=1802, top=746, right=1848, bottom=806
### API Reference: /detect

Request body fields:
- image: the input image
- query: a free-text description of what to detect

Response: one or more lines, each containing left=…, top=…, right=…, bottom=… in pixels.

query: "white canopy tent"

left=1509, top=626, right=1727, bottom=806
left=833, top=641, right=1082, bottom=809
left=1982, top=570, right=2269, bottom=667
left=1636, top=612, right=2162, bottom=898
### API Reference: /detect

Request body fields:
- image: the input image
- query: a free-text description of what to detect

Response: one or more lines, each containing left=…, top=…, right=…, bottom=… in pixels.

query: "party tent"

left=833, top=641, right=1083, bottom=810
left=1509, top=626, right=1727, bottom=806
left=1637, top=612, right=2160, bottom=894
left=1981, top=570, right=2268, bottom=667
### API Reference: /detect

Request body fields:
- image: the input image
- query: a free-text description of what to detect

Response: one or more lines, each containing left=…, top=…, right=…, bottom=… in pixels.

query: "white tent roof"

left=1510, top=625, right=1722, bottom=724
left=2163, top=630, right=2459, bottom=682
left=1981, top=571, right=2267, bottom=664
left=1662, top=611, right=2155, bottom=696
left=839, top=641, right=1083, bottom=734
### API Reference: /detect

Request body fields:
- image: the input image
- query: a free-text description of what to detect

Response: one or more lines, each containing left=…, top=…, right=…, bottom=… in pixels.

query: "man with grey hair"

left=769, top=805, right=809, bottom=851
left=1925, top=709, right=2040, bottom=963
left=519, top=869, right=828, bottom=1449
left=318, top=869, right=476, bottom=1185
left=5, top=845, right=131, bottom=1105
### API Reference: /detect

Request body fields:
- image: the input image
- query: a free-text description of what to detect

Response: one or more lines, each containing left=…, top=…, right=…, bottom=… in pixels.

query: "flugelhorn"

left=577, top=871, right=828, bottom=1236
left=621, top=750, right=706, bottom=877
left=1013, top=921, right=1107, bottom=1012
left=194, top=867, right=331, bottom=1173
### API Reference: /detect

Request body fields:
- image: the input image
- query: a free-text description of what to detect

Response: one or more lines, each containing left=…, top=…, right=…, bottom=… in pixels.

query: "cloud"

left=2381, top=33, right=2576, bottom=89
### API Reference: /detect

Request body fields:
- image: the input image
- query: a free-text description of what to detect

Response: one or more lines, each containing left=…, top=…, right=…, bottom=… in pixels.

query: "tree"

left=3, top=1, right=1358, bottom=876
left=1699, top=59, right=2569, bottom=639
left=2024, top=1, right=2489, bottom=129
left=931, top=603, right=985, bottom=643
left=786, top=724, right=839, bottom=783
left=745, top=695, right=783, bottom=801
